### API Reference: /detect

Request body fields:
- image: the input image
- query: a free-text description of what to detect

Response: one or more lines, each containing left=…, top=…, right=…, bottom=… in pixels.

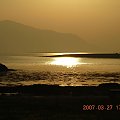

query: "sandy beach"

left=0, top=94, right=120, bottom=120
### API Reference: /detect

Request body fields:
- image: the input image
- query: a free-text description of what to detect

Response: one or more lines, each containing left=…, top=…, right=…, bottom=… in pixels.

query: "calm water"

left=0, top=53, right=120, bottom=86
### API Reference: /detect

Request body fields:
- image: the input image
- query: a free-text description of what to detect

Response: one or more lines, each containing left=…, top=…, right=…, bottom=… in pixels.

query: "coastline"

left=0, top=70, right=120, bottom=120
left=43, top=53, right=120, bottom=58
left=0, top=59, right=120, bottom=119
left=0, top=84, right=120, bottom=120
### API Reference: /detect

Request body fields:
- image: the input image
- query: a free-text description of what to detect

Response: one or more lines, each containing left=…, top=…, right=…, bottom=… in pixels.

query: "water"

left=0, top=53, right=120, bottom=86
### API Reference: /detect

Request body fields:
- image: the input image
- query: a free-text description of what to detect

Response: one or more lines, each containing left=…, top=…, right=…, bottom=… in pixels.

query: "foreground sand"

left=0, top=83, right=120, bottom=120
left=0, top=95, right=120, bottom=120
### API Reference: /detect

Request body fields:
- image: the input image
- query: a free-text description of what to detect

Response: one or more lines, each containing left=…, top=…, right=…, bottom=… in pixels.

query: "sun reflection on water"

left=50, top=57, right=83, bottom=68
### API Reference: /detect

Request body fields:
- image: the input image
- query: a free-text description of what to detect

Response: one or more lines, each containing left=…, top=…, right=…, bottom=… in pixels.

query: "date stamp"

left=82, top=104, right=120, bottom=111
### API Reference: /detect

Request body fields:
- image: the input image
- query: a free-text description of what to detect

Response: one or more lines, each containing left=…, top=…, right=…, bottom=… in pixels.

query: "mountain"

left=0, top=20, right=91, bottom=55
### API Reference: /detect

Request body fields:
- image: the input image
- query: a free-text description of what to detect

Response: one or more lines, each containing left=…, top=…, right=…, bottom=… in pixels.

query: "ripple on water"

left=0, top=70, right=120, bottom=86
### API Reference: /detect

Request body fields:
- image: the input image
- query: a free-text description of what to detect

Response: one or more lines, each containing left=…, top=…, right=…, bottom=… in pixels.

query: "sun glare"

left=50, top=57, right=80, bottom=68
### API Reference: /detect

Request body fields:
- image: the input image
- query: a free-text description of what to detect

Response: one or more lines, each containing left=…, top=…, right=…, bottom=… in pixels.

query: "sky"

left=0, top=0, right=120, bottom=52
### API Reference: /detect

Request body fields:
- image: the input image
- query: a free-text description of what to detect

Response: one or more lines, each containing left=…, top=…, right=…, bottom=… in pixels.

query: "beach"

left=0, top=93, right=120, bottom=120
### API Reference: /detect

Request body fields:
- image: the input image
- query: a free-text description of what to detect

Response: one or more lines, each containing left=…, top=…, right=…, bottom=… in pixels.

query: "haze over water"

left=0, top=53, right=120, bottom=86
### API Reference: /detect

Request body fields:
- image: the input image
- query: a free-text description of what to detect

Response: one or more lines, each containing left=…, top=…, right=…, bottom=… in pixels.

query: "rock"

left=0, top=63, right=8, bottom=72
left=99, top=83, right=119, bottom=88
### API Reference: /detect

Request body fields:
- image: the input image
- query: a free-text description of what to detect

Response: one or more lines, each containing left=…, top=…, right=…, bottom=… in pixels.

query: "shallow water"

left=0, top=53, right=120, bottom=86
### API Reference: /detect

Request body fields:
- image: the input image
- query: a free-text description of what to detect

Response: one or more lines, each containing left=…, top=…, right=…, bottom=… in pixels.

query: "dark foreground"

left=0, top=84, right=120, bottom=120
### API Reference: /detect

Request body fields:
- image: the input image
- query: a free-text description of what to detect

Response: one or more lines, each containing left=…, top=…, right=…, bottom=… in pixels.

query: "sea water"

left=0, top=53, right=120, bottom=86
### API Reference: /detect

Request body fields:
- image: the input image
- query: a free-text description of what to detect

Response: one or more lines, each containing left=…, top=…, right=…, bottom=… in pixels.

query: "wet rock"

left=0, top=63, right=8, bottom=72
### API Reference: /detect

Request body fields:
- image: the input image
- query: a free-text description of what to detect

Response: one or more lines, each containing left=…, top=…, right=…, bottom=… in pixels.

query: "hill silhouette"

left=0, top=20, right=91, bottom=55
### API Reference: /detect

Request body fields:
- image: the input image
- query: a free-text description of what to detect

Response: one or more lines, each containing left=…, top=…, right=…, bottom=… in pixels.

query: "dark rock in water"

left=0, top=63, right=8, bottom=72
left=98, top=83, right=120, bottom=88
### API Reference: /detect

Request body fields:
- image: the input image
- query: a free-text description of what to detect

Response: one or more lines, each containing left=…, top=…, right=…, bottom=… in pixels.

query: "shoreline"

left=0, top=83, right=120, bottom=96
left=0, top=87, right=120, bottom=120
left=43, top=53, right=120, bottom=58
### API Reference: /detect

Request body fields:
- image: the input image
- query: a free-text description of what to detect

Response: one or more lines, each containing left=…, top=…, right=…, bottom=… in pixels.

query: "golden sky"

left=0, top=0, right=120, bottom=51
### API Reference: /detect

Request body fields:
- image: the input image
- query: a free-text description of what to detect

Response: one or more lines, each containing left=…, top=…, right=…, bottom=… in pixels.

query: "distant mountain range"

left=0, top=20, right=93, bottom=55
